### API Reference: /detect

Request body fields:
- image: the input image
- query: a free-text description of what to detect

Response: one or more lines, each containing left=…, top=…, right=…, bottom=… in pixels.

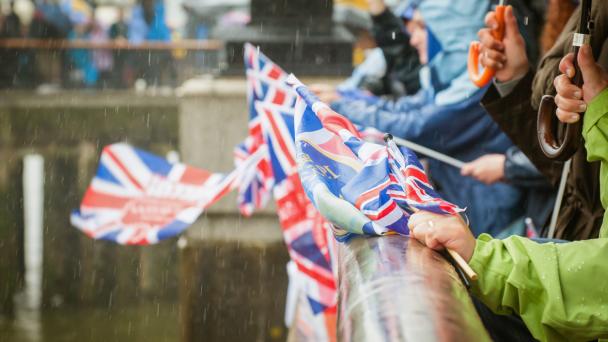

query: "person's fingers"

left=469, top=173, right=481, bottom=182
left=410, top=220, right=431, bottom=242
left=555, top=94, right=587, bottom=113
left=578, top=45, right=602, bottom=85
left=425, top=231, right=443, bottom=251
left=460, top=163, right=474, bottom=176
left=479, top=29, right=505, bottom=51
left=558, top=53, right=575, bottom=78
left=485, top=49, right=507, bottom=64
left=503, top=6, right=519, bottom=38
left=484, top=11, right=498, bottom=30
left=481, top=52, right=504, bottom=70
left=412, top=219, right=440, bottom=249
left=475, top=173, right=487, bottom=184
left=407, top=212, right=424, bottom=230
left=408, top=211, right=434, bottom=228
left=556, top=108, right=581, bottom=124
left=554, top=74, right=582, bottom=99
left=477, top=173, right=491, bottom=184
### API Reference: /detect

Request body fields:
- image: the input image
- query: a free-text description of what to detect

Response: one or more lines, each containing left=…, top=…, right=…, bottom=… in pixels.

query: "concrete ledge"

left=0, top=90, right=179, bottom=109
left=184, top=213, right=283, bottom=244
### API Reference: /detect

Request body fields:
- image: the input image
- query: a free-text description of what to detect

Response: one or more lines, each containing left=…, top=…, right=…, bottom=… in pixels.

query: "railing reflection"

left=337, top=235, right=490, bottom=342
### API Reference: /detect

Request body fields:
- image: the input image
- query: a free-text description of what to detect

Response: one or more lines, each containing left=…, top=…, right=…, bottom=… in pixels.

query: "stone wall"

left=0, top=91, right=180, bottom=315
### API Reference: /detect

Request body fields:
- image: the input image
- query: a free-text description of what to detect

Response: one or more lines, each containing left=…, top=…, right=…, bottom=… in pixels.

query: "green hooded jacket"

left=469, top=88, right=608, bottom=341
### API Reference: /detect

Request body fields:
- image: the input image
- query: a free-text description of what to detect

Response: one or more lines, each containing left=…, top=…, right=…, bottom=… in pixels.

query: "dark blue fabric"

left=426, top=28, right=442, bottom=63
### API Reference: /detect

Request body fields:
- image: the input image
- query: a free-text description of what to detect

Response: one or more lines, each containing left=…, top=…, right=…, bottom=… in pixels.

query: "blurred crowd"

left=0, top=0, right=176, bottom=88
left=0, top=0, right=250, bottom=89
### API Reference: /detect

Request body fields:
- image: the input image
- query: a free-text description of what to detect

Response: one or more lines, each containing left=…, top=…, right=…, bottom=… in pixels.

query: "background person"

left=129, top=0, right=175, bottom=87
left=322, top=0, right=524, bottom=237
left=461, top=146, right=556, bottom=236
left=109, top=7, right=129, bottom=88
left=318, top=0, right=422, bottom=99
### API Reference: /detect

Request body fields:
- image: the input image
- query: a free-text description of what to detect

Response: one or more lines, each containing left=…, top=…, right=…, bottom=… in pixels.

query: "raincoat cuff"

left=468, top=234, right=511, bottom=297
left=494, top=75, right=525, bottom=98
left=583, top=87, right=608, bottom=137
left=468, top=233, right=493, bottom=269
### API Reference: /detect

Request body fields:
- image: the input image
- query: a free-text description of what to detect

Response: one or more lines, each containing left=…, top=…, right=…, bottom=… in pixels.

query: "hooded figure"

left=129, top=0, right=171, bottom=44
left=331, top=0, right=522, bottom=236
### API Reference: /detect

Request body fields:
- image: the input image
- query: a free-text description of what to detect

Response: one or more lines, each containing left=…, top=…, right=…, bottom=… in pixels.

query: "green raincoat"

left=469, top=88, right=608, bottom=341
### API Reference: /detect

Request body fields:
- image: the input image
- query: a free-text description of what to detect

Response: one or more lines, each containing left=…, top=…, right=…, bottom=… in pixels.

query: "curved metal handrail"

left=337, top=235, right=490, bottom=342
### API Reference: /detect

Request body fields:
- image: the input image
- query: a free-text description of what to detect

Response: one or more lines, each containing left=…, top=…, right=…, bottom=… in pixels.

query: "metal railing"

left=337, top=235, right=490, bottom=341
left=0, top=38, right=224, bottom=89
left=0, top=38, right=223, bottom=51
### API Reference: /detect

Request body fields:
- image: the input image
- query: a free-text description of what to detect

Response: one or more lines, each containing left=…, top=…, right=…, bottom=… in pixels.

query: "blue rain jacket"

left=129, top=1, right=171, bottom=44
left=331, top=0, right=522, bottom=236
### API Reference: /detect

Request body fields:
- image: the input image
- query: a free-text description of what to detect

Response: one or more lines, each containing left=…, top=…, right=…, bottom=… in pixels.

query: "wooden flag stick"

left=447, top=248, right=478, bottom=281
left=427, top=218, right=478, bottom=281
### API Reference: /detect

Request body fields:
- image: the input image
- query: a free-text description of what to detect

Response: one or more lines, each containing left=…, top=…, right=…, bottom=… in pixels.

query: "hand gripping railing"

left=337, top=236, right=490, bottom=342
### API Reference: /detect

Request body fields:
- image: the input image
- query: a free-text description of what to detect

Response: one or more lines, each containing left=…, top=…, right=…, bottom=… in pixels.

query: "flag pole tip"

left=383, top=133, right=394, bottom=142
left=286, top=74, right=301, bottom=87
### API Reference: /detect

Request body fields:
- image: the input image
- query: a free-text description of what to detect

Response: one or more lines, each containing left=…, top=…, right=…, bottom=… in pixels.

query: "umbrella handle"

left=467, top=4, right=506, bottom=88
left=537, top=94, right=582, bottom=161
left=537, top=45, right=584, bottom=161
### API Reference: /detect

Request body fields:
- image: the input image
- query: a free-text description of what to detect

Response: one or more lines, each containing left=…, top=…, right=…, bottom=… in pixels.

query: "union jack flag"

left=236, top=43, right=299, bottom=216
left=234, top=135, right=272, bottom=216
left=290, top=76, right=462, bottom=242
left=253, top=100, right=337, bottom=341
left=245, top=43, right=298, bottom=111
left=71, top=143, right=264, bottom=245
left=242, top=45, right=337, bottom=340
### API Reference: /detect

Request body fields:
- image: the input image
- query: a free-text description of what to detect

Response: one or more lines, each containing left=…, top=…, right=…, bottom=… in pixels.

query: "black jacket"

left=367, top=9, right=421, bottom=97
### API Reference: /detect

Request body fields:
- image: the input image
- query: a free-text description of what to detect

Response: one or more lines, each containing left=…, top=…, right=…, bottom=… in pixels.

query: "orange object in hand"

left=468, top=2, right=507, bottom=87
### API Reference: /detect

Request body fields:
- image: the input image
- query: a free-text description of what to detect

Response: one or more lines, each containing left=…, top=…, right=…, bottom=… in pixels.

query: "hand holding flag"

left=290, top=79, right=477, bottom=279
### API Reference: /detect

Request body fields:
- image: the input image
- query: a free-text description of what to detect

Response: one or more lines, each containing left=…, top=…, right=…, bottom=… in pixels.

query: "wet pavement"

left=0, top=301, right=178, bottom=342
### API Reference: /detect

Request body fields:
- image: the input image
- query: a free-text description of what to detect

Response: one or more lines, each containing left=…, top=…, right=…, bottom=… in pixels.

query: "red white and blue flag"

left=71, top=143, right=264, bottom=245
left=243, top=46, right=338, bottom=340
left=71, top=46, right=340, bottom=340
left=290, top=76, right=462, bottom=242
left=236, top=43, right=299, bottom=216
